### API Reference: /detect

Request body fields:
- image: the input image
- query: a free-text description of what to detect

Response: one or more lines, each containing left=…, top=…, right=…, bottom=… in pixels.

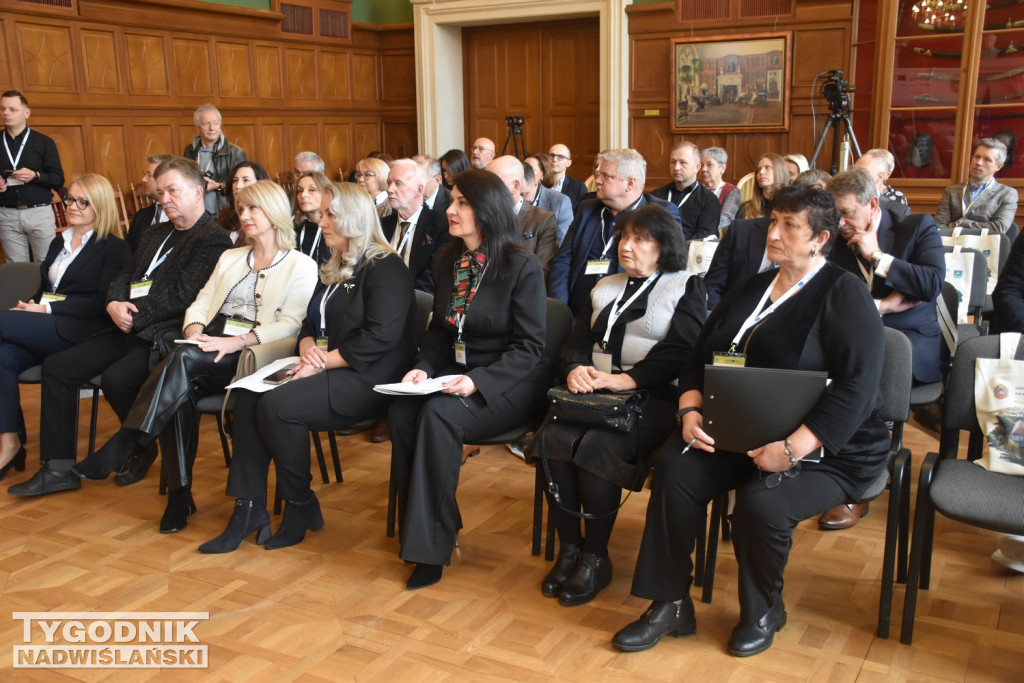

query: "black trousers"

left=0, top=310, right=77, bottom=433
left=225, top=369, right=391, bottom=504
left=630, top=431, right=847, bottom=625
left=123, top=344, right=239, bottom=491
left=40, top=329, right=152, bottom=463
left=388, top=376, right=546, bottom=565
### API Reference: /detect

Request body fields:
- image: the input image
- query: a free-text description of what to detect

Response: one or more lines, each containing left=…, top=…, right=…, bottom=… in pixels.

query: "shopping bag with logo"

left=975, top=332, right=1024, bottom=475
left=686, top=237, right=719, bottom=275
left=943, top=246, right=974, bottom=324
left=941, top=227, right=1000, bottom=294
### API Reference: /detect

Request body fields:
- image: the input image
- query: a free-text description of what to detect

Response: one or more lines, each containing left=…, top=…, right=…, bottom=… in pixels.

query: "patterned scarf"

left=445, top=248, right=488, bottom=327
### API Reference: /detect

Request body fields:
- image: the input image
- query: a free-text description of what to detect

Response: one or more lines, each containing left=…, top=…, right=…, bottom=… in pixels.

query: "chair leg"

left=273, top=480, right=282, bottom=515
left=311, top=431, right=329, bottom=484
left=877, top=448, right=908, bottom=639
left=214, top=413, right=231, bottom=467
left=702, top=494, right=724, bottom=604
left=897, top=454, right=912, bottom=583
left=900, top=452, right=938, bottom=645
left=694, top=509, right=707, bottom=588
left=544, top=499, right=555, bottom=561
left=531, top=465, right=543, bottom=556
left=386, top=456, right=397, bottom=538
left=87, top=386, right=100, bottom=457
left=328, top=431, right=342, bottom=483
left=722, top=490, right=732, bottom=541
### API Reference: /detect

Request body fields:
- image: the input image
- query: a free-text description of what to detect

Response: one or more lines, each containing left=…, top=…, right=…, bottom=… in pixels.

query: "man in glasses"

left=0, top=90, right=64, bottom=262
left=469, top=138, right=496, bottom=169
left=548, top=143, right=588, bottom=212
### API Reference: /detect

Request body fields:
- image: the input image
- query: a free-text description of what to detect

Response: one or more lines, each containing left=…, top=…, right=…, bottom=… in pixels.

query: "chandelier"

left=911, top=1, right=970, bottom=31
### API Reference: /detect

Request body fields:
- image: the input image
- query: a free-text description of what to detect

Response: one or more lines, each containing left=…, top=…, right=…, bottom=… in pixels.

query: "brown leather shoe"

left=370, top=419, right=390, bottom=443
left=818, top=502, right=869, bottom=530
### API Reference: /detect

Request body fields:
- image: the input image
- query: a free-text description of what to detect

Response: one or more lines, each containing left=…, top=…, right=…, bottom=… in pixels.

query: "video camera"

left=822, top=69, right=855, bottom=113
left=506, top=115, right=525, bottom=129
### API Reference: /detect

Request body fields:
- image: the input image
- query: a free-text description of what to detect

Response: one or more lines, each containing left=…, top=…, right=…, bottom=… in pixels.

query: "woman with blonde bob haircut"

left=0, top=173, right=131, bottom=479
left=199, top=182, right=418, bottom=553
left=354, top=157, right=393, bottom=220
left=74, top=179, right=319, bottom=532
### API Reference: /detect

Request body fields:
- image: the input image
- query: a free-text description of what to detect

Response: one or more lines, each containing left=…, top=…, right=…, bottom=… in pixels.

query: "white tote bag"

left=687, top=237, right=718, bottom=275
left=941, top=227, right=1000, bottom=294
left=943, top=246, right=974, bottom=324
left=975, top=333, right=1024, bottom=475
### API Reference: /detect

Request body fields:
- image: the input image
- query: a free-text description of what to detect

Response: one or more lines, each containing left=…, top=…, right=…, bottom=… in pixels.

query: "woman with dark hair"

left=528, top=205, right=706, bottom=606
left=217, top=161, right=270, bottom=246
left=526, top=153, right=555, bottom=188
left=611, top=185, right=888, bottom=657
left=739, top=153, right=789, bottom=220
left=439, top=149, right=470, bottom=189
left=389, top=169, right=548, bottom=590
left=292, top=171, right=333, bottom=266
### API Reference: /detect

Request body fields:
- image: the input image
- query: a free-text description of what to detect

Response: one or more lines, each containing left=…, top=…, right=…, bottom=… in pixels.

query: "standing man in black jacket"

left=0, top=90, right=64, bottom=262
left=8, top=157, right=231, bottom=496
left=183, top=103, right=246, bottom=217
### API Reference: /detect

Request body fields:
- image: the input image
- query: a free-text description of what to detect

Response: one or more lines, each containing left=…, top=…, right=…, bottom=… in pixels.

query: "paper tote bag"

left=686, top=237, right=719, bottom=275
left=941, top=227, right=1000, bottom=295
left=944, top=246, right=974, bottom=324
left=975, top=332, right=1024, bottom=476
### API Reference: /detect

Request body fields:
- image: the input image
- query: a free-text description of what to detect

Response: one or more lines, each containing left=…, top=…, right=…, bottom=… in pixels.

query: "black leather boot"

left=727, top=600, right=787, bottom=657
left=612, top=600, right=697, bottom=652
left=73, top=429, right=138, bottom=480
left=265, top=494, right=324, bottom=550
left=541, top=542, right=581, bottom=597
left=557, top=551, right=612, bottom=606
left=198, top=499, right=271, bottom=553
left=160, top=486, right=196, bottom=533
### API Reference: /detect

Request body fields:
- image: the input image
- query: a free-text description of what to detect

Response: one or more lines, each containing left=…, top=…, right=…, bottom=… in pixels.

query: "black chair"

left=900, top=334, right=1024, bottom=644
left=693, top=328, right=914, bottom=640
left=913, top=281, right=959, bottom=409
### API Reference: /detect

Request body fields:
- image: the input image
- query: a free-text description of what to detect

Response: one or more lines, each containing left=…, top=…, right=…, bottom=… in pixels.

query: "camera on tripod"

left=506, top=115, right=525, bottom=129
left=821, top=69, right=855, bottom=113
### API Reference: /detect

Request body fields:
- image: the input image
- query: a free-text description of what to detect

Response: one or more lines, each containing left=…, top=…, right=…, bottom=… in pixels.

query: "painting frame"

left=671, top=32, right=792, bottom=133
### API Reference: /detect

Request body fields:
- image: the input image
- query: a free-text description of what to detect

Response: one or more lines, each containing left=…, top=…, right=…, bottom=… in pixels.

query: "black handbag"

left=545, top=386, right=648, bottom=432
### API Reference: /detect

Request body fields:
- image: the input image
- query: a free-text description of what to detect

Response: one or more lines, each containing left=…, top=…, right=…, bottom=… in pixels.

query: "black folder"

left=703, top=365, right=828, bottom=454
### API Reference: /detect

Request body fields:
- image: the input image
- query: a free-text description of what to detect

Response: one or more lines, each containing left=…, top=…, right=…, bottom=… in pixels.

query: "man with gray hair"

left=381, top=158, right=449, bottom=293
left=413, top=154, right=450, bottom=216
left=547, top=148, right=681, bottom=313
left=855, top=149, right=910, bottom=218
left=935, top=138, right=1019, bottom=234
left=652, top=141, right=719, bottom=240
left=293, top=151, right=325, bottom=178
left=700, top=146, right=741, bottom=231
left=183, top=103, right=247, bottom=216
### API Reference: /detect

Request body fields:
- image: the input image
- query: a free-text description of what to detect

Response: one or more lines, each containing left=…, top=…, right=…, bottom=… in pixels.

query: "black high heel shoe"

left=0, top=447, right=27, bottom=481
left=198, top=499, right=271, bottom=553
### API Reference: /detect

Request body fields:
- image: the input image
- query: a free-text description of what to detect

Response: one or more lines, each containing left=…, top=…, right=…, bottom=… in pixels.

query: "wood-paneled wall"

left=0, top=0, right=416, bottom=192
left=628, top=1, right=861, bottom=192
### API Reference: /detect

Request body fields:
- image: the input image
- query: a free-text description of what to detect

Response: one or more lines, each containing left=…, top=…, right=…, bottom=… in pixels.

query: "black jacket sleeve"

left=994, top=227, right=1024, bottom=333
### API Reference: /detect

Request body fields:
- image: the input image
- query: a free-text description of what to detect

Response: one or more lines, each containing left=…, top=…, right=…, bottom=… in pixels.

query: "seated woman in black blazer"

left=291, top=171, right=333, bottom=266
left=390, top=169, right=548, bottom=590
left=0, top=173, right=130, bottom=479
left=199, top=181, right=417, bottom=553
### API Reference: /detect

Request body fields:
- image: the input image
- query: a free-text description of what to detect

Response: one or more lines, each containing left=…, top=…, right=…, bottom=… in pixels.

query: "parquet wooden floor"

left=1, top=385, right=1021, bottom=681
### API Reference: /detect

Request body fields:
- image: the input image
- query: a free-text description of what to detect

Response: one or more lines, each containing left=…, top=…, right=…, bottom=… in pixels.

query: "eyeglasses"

left=471, top=146, right=494, bottom=153
left=761, top=461, right=801, bottom=488
left=548, top=153, right=569, bottom=162
left=354, top=171, right=376, bottom=180
left=64, top=197, right=91, bottom=209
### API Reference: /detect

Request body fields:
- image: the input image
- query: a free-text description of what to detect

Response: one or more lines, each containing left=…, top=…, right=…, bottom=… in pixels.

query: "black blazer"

left=106, top=213, right=232, bottom=342
left=993, top=227, right=1024, bottom=333
left=651, top=182, right=720, bottom=240
left=35, top=233, right=132, bottom=344
left=429, top=185, right=452, bottom=219
left=704, top=217, right=770, bottom=310
left=300, top=253, right=417, bottom=413
left=559, top=175, right=589, bottom=213
left=126, top=204, right=160, bottom=253
left=416, top=247, right=547, bottom=405
left=828, top=210, right=945, bottom=383
left=293, top=218, right=333, bottom=267
left=380, top=209, right=451, bottom=293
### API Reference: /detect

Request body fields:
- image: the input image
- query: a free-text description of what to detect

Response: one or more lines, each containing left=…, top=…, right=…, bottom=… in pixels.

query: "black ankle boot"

left=160, top=487, right=196, bottom=533
left=727, top=600, right=787, bottom=657
left=265, top=494, right=324, bottom=550
left=198, top=500, right=271, bottom=553
left=557, top=551, right=612, bottom=606
left=73, top=430, right=138, bottom=480
left=541, top=542, right=581, bottom=597
left=612, top=599, right=697, bottom=652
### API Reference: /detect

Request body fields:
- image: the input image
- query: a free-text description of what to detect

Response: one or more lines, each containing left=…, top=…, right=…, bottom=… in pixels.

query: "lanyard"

left=730, top=261, right=824, bottom=349
left=855, top=255, right=874, bottom=290
left=455, top=267, right=487, bottom=342
left=319, top=283, right=340, bottom=337
left=3, top=128, right=29, bottom=170
left=143, top=231, right=174, bottom=279
left=961, top=181, right=989, bottom=217
left=299, top=223, right=322, bottom=258
left=601, top=271, right=660, bottom=349
left=668, top=185, right=695, bottom=208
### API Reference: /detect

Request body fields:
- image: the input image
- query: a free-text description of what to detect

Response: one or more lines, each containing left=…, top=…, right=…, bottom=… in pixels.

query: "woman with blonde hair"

left=199, top=182, right=417, bottom=553
left=292, top=171, right=333, bottom=266
left=74, top=180, right=319, bottom=532
left=0, top=173, right=131, bottom=479
left=354, top=157, right=393, bottom=220
left=740, top=153, right=790, bottom=220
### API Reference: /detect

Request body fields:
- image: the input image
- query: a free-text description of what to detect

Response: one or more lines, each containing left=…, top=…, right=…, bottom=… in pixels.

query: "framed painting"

left=671, top=32, right=792, bottom=132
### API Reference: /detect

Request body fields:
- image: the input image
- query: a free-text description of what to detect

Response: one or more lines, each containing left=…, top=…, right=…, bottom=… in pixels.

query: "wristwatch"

left=675, top=406, right=701, bottom=425
left=870, top=250, right=884, bottom=268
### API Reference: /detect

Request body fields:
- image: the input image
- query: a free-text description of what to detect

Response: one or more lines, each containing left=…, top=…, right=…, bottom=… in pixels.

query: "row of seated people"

left=0, top=147, right=1019, bottom=658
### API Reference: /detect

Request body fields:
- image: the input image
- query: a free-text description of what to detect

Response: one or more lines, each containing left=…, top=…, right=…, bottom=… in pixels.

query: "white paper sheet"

left=373, top=375, right=463, bottom=396
left=225, top=356, right=301, bottom=393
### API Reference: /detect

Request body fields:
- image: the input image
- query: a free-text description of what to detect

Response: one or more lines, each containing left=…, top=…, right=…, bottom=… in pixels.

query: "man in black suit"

left=820, top=167, right=945, bottom=529
left=414, top=154, right=451, bottom=219
left=548, top=143, right=588, bottom=212
left=126, top=154, right=172, bottom=252
left=703, top=217, right=771, bottom=310
left=547, top=148, right=682, bottom=314
left=651, top=141, right=720, bottom=240
left=9, top=157, right=231, bottom=496
left=486, top=155, right=559, bottom=275
left=993, top=228, right=1024, bottom=332
left=380, top=159, right=450, bottom=293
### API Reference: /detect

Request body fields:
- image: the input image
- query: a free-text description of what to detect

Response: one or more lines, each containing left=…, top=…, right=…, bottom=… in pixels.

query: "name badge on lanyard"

left=317, top=282, right=340, bottom=350
left=223, top=317, right=254, bottom=337
left=586, top=219, right=617, bottom=276
left=454, top=341, right=468, bottom=366
left=41, top=292, right=66, bottom=303
left=131, top=231, right=174, bottom=299
left=130, top=280, right=152, bottom=299
left=592, top=270, right=660, bottom=370
left=3, top=129, right=29, bottom=186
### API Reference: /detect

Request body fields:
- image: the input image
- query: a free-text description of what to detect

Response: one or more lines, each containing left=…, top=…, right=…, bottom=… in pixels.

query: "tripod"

left=810, top=106, right=862, bottom=174
left=502, top=119, right=526, bottom=158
